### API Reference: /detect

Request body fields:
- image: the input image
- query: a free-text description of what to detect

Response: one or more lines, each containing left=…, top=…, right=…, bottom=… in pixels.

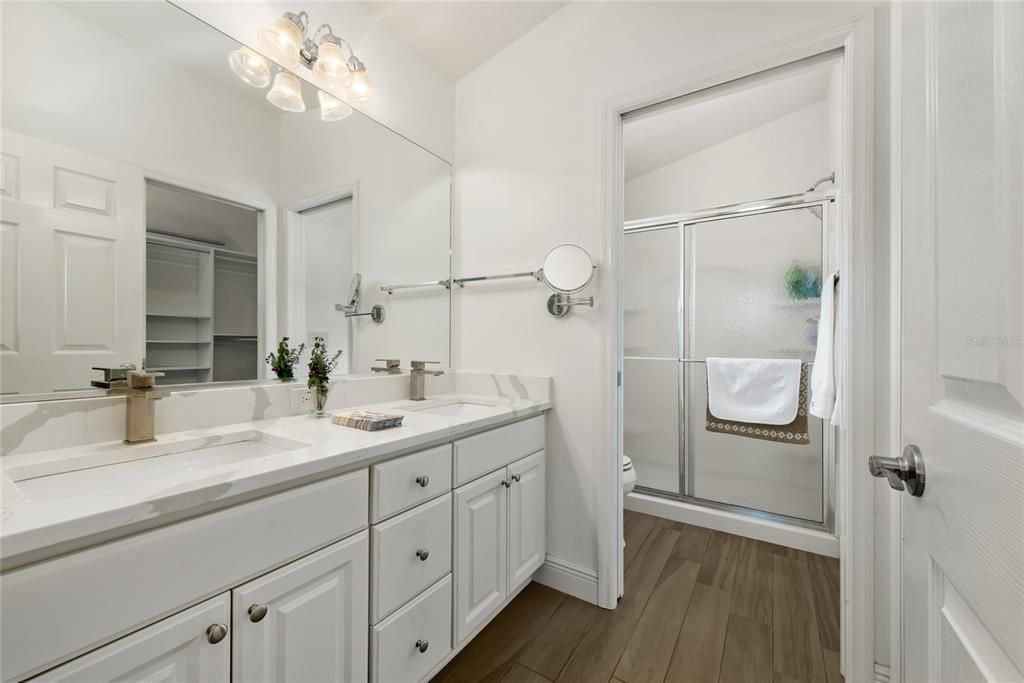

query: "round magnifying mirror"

left=541, top=244, right=595, bottom=294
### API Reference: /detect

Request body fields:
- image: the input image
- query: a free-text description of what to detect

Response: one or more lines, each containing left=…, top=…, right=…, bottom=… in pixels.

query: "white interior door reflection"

left=300, top=198, right=354, bottom=376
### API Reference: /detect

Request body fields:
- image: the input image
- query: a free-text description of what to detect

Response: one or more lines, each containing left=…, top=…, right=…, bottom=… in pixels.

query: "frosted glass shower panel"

left=685, top=206, right=824, bottom=521
left=623, top=358, right=680, bottom=494
left=624, top=227, right=680, bottom=358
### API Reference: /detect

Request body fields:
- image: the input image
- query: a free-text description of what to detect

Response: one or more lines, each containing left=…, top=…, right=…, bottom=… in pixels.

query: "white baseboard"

left=874, top=663, right=891, bottom=683
left=625, top=492, right=839, bottom=558
left=533, top=555, right=600, bottom=605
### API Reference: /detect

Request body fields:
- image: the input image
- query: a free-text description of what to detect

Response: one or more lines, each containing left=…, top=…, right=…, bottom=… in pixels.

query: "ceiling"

left=361, top=1, right=568, bottom=80
left=624, top=58, right=839, bottom=181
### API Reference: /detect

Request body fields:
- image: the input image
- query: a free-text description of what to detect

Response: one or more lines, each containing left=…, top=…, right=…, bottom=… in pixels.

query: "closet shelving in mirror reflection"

left=227, top=9, right=372, bottom=121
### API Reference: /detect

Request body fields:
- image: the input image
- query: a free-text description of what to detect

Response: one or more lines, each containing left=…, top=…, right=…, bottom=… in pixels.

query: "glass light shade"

left=348, top=69, right=373, bottom=101
left=318, top=90, right=353, bottom=122
left=228, top=48, right=270, bottom=88
left=312, top=41, right=352, bottom=86
left=266, top=71, right=306, bottom=112
left=257, top=16, right=303, bottom=68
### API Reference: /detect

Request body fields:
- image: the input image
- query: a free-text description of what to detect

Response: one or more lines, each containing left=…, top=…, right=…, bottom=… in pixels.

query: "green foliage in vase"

left=265, top=337, right=305, bottom=379
left=307, top=337, right=343, bottom=391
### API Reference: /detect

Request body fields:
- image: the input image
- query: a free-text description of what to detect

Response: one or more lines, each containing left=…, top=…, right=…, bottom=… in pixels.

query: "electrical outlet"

left=290, top=387, right=312, bottom=414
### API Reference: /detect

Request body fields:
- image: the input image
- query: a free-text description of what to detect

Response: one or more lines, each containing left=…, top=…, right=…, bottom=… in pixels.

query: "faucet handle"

left=372, top=359, right=401, bottom=374
left=410, top=360, right=441, bottom=370
left=91, top=363, right=136, bottom=389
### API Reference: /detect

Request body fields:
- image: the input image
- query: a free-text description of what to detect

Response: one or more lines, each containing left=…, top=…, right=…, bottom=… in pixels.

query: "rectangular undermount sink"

left=9, top=431, right=309, bottom=502
left=398, top=397, right=502, bottom=417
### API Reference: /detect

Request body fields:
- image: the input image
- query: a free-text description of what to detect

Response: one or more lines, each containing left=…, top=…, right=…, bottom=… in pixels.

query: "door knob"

left=416, top=548, right=430, bottom=561
left=248, top=604, right=268, bottom=623
left=415, top=639, right=429, bottom=653
left=869, top=444, right=925, bottom=497
left=415, top=475, right=430, bottom=487
left=511, top=473, right=521, bottom=483
left=206, top=623, right=228, bottom=644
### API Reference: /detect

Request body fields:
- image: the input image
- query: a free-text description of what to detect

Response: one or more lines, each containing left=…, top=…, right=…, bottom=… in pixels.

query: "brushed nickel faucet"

left=409, top=361, right=444, bottom=401
left=93, top=364, right=168, bottom=443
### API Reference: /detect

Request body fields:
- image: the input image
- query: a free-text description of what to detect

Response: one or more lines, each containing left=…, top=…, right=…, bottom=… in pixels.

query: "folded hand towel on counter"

left=810, top=271, right=839, bottom=425
left=706, top=364, right=811, bottom=445
left=706, top=357, right=803, bottom=425
left=331, top=410, right=404, bottom=431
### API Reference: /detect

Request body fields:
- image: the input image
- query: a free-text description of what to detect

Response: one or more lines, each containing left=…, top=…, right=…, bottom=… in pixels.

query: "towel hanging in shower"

left=705, top=364, right=811, bottom=445
left=810, top=271, right=840, bottom=425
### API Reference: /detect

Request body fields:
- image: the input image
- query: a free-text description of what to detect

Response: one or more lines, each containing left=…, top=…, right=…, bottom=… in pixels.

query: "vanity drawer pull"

left=206, top=623, right=228, bottom=644
left=415, top=639, right=429, bottom=653
left=416, top=548, right=430, bottom=561
left=248, top=604, right=268, bottom=623
left=415, top=475, right=430, bottom=487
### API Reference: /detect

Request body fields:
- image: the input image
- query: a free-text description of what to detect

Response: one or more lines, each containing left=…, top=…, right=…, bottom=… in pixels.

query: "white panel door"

left=898, top=3, right=1024, bottom=681
left=232, top=532, right=369, bottom=683
left=508, top=450, right=546, bottom=594
left=31, top=593, right=230, bottom=682
left=0, top=129, right=144, bottom=394
left=454, top=468, right=508, bottom=645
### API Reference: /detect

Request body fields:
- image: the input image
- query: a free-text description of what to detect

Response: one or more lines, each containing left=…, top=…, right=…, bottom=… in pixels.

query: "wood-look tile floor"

left=431, top=510, right=841, bottom=683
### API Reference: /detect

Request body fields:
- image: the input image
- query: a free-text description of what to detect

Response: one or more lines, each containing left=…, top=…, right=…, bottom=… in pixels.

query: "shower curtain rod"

left=680, top=359, right=814, bottom=365
left=624, top=174, right=836, bottom=232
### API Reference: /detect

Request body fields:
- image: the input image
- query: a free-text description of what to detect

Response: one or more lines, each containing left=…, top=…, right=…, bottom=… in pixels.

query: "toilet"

left=622, top=455, right=637, bottom=496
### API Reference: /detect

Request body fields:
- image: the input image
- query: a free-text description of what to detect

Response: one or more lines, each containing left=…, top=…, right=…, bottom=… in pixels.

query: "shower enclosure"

left=623, top=194, right=835, bottom=530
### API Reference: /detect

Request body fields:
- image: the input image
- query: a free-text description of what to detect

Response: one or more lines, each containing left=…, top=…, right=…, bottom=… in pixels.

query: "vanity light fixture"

left=318, top=90, right=353, bottom=121
left=257, top=11, right=307, bottom=68
left=254, top=10, right=370, bottom=92
left=228, top=47, right=271, bottom=88
left=267, top=69, right=306, bottom=112
left=346, top=56, right=373, bottom=101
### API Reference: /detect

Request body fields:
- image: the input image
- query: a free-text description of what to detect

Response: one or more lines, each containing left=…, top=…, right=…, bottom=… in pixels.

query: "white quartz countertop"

left=0, top=393, right=550, bottom=566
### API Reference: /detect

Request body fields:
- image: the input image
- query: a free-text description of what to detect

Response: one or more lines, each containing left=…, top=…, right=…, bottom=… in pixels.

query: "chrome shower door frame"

left=625, top=191, right=836, bottom=532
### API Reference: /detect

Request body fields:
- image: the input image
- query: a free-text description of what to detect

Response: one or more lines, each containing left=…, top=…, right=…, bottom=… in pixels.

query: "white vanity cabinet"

left=6, top=412, right=549, bottom=683
left=30, top=594, right=231, bottom=682
left=452, top=415, right=547, bottom=645
left=231, top=532, right=369, bottom=683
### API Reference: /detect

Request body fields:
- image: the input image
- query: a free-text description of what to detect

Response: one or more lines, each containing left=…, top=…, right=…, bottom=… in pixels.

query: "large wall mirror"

left=0, top=1, right=451, bottom=401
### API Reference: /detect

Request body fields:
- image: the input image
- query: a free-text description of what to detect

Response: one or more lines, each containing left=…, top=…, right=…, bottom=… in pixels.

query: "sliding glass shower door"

left=623, top=225, right=681, bottom=495
left=623, top=200, right=831, bottom=526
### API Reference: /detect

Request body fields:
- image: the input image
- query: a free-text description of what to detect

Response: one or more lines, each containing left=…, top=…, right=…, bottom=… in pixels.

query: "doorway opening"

left=619, top=51, right=843, bottom=552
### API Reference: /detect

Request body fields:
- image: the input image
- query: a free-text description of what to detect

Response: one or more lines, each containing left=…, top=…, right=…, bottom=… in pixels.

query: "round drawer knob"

left=248, top=604, right=269, bottom=623
left=501, top=479, right=511, bottom=488
left=512, top=473, right=521, bottom=483
left=416, top=548, right=430, bottom=561
left=415, top=475, right=430, bottom=487
left=415, top=639, right=429, bottom=653
left=206, top=623, right=228, bottom=644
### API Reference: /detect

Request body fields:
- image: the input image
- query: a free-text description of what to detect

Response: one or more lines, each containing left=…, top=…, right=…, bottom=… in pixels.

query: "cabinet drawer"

left=454, top=415, right=544, bottom=485
left=1, top=470, right=368, bottom=683
left=371, top=493, right=452, bottom=623
left=371, top=575, right=452, bottom=683
left=370, top=444, right=452, bottom=523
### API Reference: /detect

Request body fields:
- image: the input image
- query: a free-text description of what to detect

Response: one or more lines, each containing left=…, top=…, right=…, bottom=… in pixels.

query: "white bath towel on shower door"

left=705, top=358, right=803, bottom=425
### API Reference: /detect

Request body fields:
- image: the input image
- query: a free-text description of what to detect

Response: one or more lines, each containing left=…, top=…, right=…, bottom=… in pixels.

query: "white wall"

left=453, top=0, right=879, bottom=612
left=177, top=1, right=456, bottom=161
left=625, top=101, right=831, bottom=220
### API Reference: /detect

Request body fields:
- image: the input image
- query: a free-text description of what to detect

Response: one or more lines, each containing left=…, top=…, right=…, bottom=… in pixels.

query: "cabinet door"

left=30, top=594, right=230, bottom=682
left=232, top=531, right=369, bottom=683
left=508, top=450, right=547, bottom=594
left=453, top=468, right=508, bottom=645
